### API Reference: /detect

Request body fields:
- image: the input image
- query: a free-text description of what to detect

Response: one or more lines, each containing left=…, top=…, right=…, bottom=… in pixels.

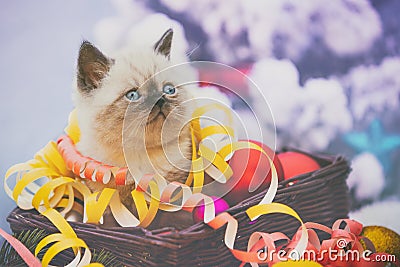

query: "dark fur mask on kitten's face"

left=73, top=29, right=194, bottom=187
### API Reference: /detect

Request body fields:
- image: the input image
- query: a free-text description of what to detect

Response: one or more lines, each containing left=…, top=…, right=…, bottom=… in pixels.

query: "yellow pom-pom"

left=362, top=225, right=400, bottom=259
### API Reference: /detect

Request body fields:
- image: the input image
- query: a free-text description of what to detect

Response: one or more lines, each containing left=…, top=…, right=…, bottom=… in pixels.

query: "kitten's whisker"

left=124, top=113, right=149, bottom=139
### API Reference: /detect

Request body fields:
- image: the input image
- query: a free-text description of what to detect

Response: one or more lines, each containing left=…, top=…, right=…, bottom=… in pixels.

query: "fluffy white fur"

left=73, top=33, right=196, bottom=193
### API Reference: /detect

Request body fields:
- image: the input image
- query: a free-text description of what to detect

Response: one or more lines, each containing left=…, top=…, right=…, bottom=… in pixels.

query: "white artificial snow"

left=189, top=85, right=232, bottom=109
left=160, top=0, right=382, bottom=63
left=320, top=0, right=382, bottom=55
left=342, top=57, right=400, bottom=120
left=124, top=14, right=190, bottom=62
left=249, top=58, right=352, bottom=150
left=347, top=153, right=385, bottom=201
left=249, top=58, right=300, bottom=130
left=350, top=199, right=400, bottom=233
left=94, top=0, right=189, bottom=62
left=93, top=0, right=149, bottom=54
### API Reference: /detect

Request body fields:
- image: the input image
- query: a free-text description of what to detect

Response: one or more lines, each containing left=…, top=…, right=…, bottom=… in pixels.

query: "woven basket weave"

left=7, top=149, right=351, bottom=266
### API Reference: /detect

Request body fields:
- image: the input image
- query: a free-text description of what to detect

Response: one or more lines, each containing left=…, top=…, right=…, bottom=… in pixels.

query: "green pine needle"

left=92, top=249, right=121, bottom=267
left=0, top=229, right=120, bottom=267
left=0, top=229, right=47, bottom=266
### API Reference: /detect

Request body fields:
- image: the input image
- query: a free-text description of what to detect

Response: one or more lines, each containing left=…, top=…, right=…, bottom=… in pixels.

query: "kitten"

left=73, top=29, right=195, bottom=228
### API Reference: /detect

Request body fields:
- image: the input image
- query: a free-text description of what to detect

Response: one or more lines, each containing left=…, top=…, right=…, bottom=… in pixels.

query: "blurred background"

left=1, top=0, right=399, bottom=234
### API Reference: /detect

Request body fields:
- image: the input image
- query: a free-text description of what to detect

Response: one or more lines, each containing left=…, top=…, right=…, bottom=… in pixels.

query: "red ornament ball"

left=277, top=152, right=320, bottom=181
left=215, top=140, right=284, bottom=205
left=192, top=196, right=230, bottom=223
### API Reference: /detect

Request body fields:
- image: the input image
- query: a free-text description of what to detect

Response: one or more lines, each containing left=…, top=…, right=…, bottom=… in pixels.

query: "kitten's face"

left=74, top=29, right=194, bottom=164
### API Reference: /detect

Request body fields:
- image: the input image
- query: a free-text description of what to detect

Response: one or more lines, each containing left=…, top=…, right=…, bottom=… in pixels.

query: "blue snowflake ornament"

left=343, top=119, right=400, bottom=172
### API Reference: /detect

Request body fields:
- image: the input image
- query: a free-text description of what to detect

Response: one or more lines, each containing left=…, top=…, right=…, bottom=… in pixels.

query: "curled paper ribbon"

left=5, top=105, right=281, bottom=266
left=4, top=106, right=394, bottom=267
left=57, top=135, right=118, bottom=185
left=4, top=141, right=103, bottom=267
left=298, top=220, right=399, bottom=267
left=4, top=105, right=253, bottom=265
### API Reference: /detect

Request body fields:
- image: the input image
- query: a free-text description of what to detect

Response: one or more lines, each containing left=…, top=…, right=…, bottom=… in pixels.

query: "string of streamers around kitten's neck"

left=4, top=104, right=312, bottom=267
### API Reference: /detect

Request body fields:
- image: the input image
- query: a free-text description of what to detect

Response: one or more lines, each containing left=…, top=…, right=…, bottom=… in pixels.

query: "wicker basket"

left=7, top=149, right=351, bottom=266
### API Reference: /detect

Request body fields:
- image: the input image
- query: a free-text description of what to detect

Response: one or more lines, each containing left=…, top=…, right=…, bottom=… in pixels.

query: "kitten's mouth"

left=147, top=111, right=166, bottom=124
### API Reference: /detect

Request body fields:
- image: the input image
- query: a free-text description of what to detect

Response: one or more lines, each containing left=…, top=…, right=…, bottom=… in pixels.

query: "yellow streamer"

left=4, top=103, right=295, bottom=267
left=86, top=188, right=115, bottom=224
left=32, top=177, right=74, bottom=211
left=41, top=238, right=87, bottom=267
left=64, top=109, right=80, bottom=142
left=246, top=203, right=308, bottom=262
left=131, top=180, right=160, bottom=227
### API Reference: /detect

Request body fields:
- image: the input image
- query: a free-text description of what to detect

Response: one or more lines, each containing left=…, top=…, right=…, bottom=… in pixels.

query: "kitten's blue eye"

left=162, top=84, right=176, bottom=95
left=125, top=90, right=140, bottom=101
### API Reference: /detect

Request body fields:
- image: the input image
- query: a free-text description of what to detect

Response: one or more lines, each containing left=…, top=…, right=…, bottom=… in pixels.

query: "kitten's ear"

left=154, top=28, right=173, bottom=59
left=77, top=41, right=113, bottom=92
